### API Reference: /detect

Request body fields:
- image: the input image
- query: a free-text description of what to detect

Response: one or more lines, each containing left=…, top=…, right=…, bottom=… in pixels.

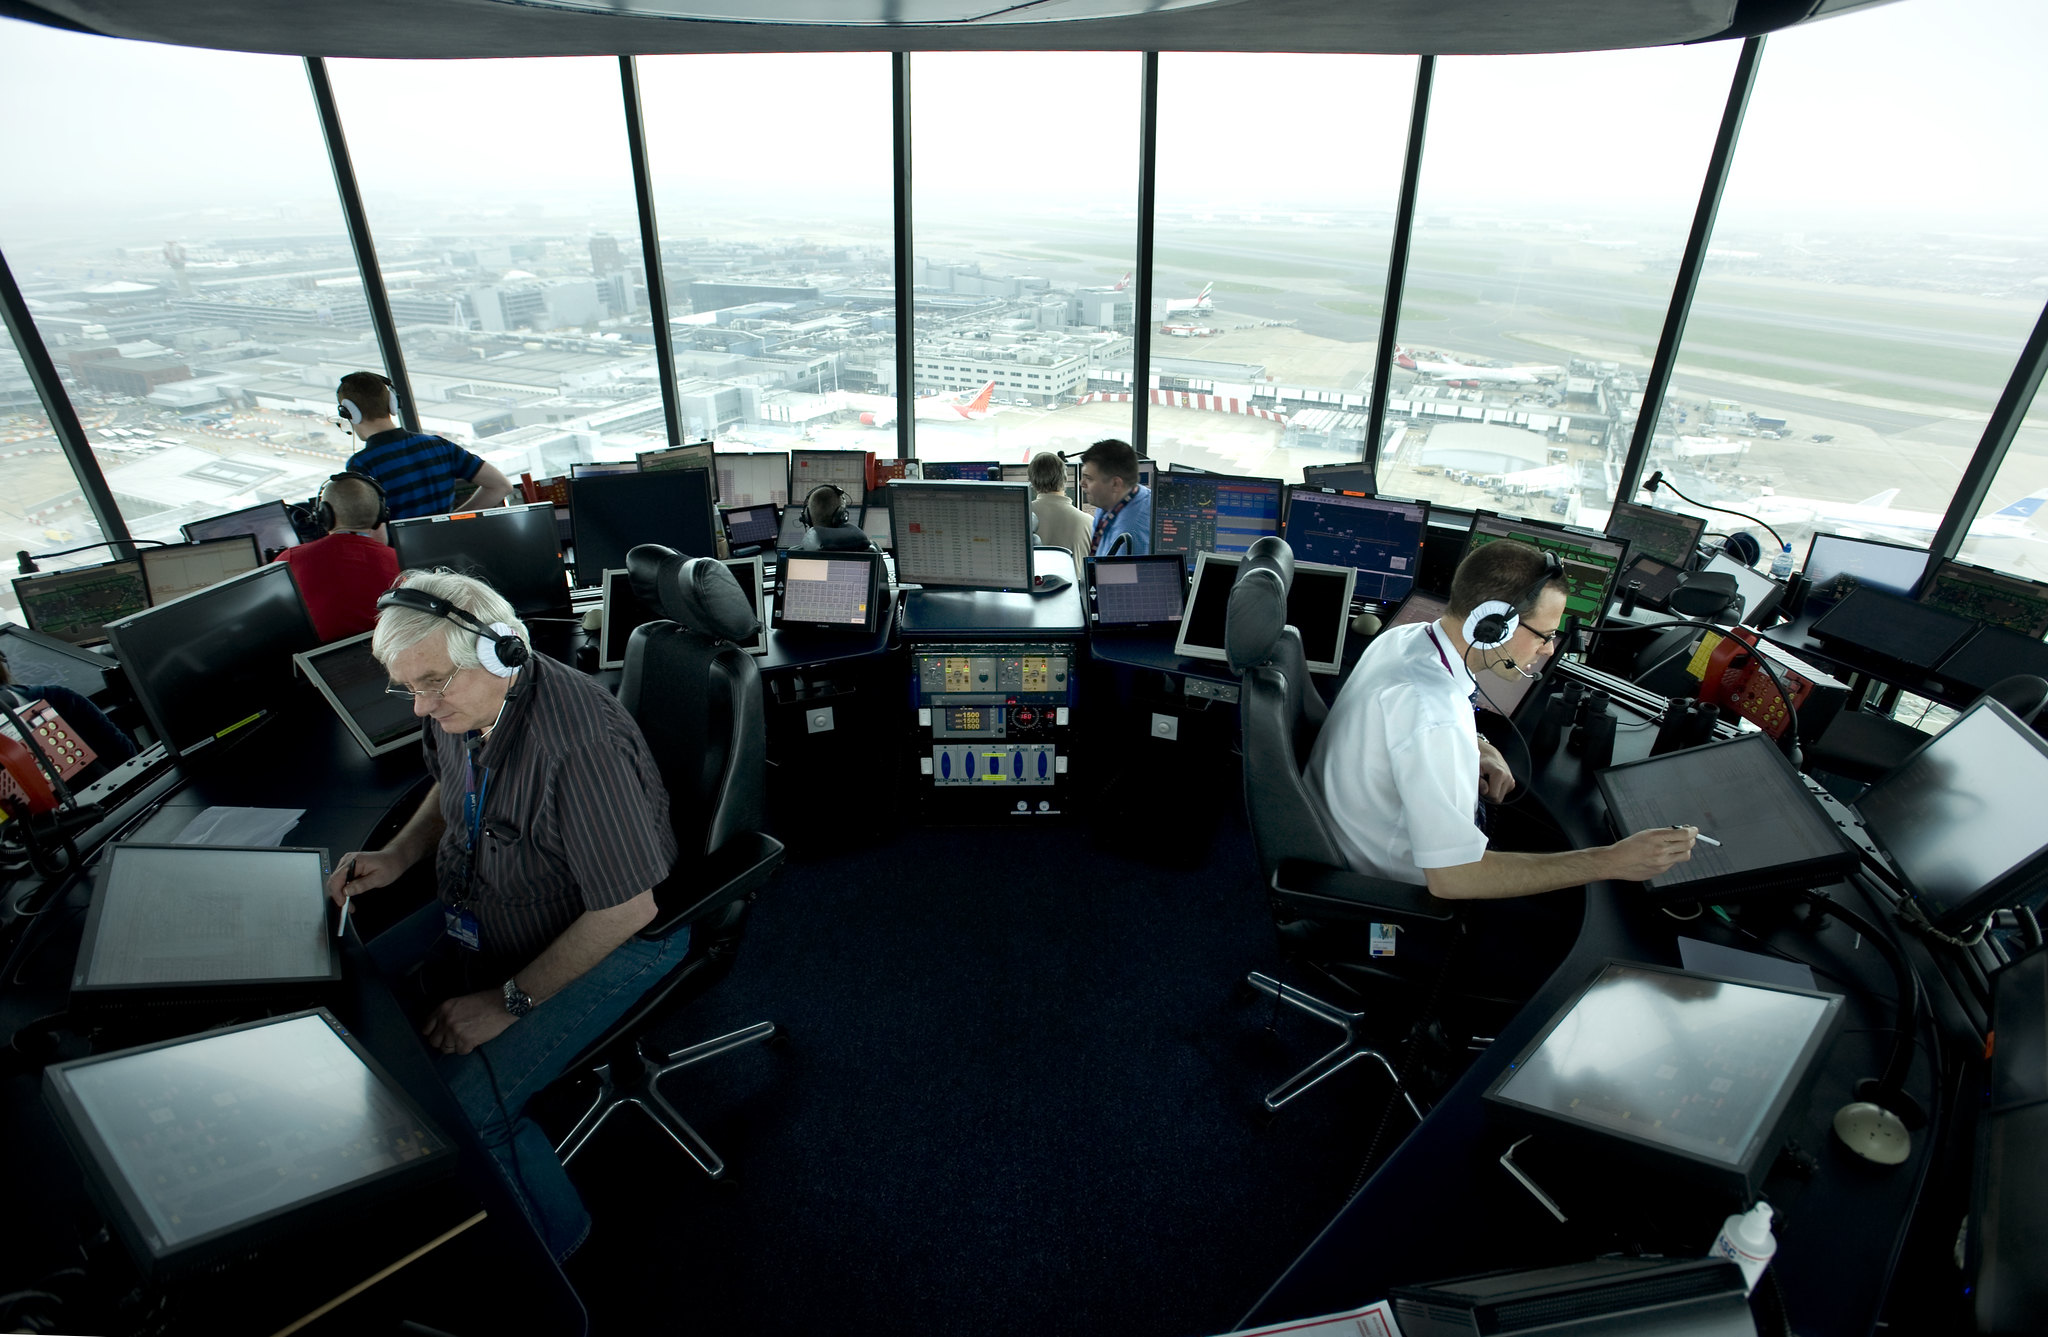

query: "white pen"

left=335, top=857, right=357, bottom=938
left=1671, top=824, right=1723, bottom=847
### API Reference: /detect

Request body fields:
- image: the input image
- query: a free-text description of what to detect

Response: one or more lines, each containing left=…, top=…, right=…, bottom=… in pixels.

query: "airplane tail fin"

left=1394, top=346, right=1417, bottom=370
left=1856, top=488, right=1901, bottom=509
left=1994, top=488, right=2048, bottom=519
left=1113, top=271, right=1131, bottom=291
left=962, top=381, right=996, bottom=415
left=1196, top=282, right=1213, bottom=302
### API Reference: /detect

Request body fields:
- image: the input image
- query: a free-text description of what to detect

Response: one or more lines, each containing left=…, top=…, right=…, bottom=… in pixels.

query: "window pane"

left=1664, top=0, right=2048, bottom=565
left=0, top=21, right=386, bottom=548
left=1150, top=54, right=1417, bottom=484
left=0, top=332, right=115, bottom=625
left=1389, top=44, right=1738, bottom=522
left=639, top=53, right=896, bottom=472
left=911, top=53, right=1138, bottom=468
left=329, top=57, right=653, bottom=482
left=1957, top=372, right=2048, bottom=583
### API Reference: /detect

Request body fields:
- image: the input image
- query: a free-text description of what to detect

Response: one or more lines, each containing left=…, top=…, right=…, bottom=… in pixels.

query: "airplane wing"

left=1856, top=488, right=1900, bottom=508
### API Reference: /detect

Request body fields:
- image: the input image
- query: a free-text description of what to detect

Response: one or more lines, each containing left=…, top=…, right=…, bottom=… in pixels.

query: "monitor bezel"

left=73, top=844, right=342, bottom=997
left=722, top=554, right=768, bottom=656
left=12, top=556, right=151, bottom=646
left=771, top=548, right=885, bottom=634
left=139, top=533, right=262, bottom=606
left=41, top=1007, right=454, bottom=1279
left=1603, top=499, right=1708, bottom=568
left=1801, top=530, right=1930, bottom=608
left=885, top=479, right=1035, bottom=593
left=568, top=470, right=718, bottom=589
left=292, top=631, right=422, bottom=759
left=1853, top=696, right=2048, bottom=932
left=1281, top=486, right=1430, bottom=604
left=1483, top=959, right=1844, bottom=1198
left=386, top=501, right=572, bottom=618
left=1148, top=469, right=1286, bottom=558
left=1174, top=550, right=1357, bottom=675
left=1299, top=462, right=1378, bottom=497
left=1466, top=509, right=1630, bottom=622
left=1916, top=556, right=2048, bottom=639
left=1084, top=552, right=1189, bottom=630
left=0, top=622, right=119, bottom=696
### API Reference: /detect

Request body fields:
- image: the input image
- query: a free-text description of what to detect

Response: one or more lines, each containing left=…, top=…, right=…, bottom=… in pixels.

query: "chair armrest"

left=1271, top=859, right=1457, bottom=927
left=644, top=830, right=786, bottom=937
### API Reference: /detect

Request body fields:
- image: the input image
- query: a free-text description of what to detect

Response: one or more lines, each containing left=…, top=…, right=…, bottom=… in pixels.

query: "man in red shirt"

left=277, top=471, right=400, bottom=642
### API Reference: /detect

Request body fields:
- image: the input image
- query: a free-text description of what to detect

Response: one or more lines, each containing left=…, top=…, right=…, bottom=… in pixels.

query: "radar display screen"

left=1465, top=512, right=1628, bottom=622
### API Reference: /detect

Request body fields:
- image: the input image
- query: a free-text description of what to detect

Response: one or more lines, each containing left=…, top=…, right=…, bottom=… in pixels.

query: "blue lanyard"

left=464, top=746, right=491, bottom=862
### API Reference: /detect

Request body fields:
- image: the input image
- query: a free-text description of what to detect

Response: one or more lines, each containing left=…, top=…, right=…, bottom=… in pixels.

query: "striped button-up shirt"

left=423, top=652, right=677, bottom=969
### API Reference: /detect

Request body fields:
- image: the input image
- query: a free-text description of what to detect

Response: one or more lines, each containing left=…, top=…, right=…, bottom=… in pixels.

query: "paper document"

left=1214, top=1300, right=1401, bottom=1337
left=175, top=805, right=305, bottom=847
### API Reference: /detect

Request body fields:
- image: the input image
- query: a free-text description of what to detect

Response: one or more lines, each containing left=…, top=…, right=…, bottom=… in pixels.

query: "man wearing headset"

left=1306, top=538, right=1696, bottom=898
left=271, top=471, right=399, bottom=643
left=337, top=371, right=514, bottom=521
left=798, top=482, right=876, bottom=551
left=325, top=569, right=680, bottom=1261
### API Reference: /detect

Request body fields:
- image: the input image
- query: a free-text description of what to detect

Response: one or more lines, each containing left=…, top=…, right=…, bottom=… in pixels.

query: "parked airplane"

left=1395, top=346, right=1562, bottom=384
left=852, top=380, right=1000, bottom=429
left=1162, top=282, right=1214, bottom=314
left=1745, top=486, right=2048, bottom=544
left=1111, top=272, right=1131, bottom=290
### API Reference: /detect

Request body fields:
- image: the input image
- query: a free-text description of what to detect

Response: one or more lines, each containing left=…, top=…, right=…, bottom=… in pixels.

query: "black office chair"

left=551, top=548, right=787, bottom=1179
left=1227, top=537, right=1458, bottom=1114
left=1807, top=673, right=2048, bottom=785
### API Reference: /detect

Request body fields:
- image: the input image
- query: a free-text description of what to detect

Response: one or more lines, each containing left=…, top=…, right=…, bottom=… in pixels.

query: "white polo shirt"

left=1304, top=619, right=1489, bottom=884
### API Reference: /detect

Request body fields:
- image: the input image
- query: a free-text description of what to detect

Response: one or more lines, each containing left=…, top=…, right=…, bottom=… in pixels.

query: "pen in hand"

left=1671, top=824, right=1722, bottom=848
left=335, top=857, right=357, bottom=938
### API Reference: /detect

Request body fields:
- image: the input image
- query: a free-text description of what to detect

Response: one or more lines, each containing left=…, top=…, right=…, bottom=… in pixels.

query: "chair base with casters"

left=558, top=1019, right=782, bottom=1179
left=1245, top=970, right=1426, bottom=1118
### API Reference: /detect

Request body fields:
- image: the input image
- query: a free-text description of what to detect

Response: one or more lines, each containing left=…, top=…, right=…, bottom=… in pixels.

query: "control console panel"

left=910, top=644, right=1076, bottom=806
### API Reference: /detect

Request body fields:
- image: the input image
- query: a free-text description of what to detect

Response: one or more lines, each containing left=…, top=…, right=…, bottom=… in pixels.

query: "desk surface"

left=1243, top=673, right=1939, bottom=1337
left=898, top=549, right=1085, bottom=638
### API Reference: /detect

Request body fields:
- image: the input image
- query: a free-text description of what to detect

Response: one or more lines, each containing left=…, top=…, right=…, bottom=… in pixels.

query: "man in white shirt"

left=1028, top=451, right=1094, bottom=567
left=1306, top=538, right=1695, bottom=898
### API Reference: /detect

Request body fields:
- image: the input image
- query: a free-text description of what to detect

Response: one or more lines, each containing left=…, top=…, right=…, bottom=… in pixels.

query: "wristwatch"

left=501, top=978, right=535, bottom=1018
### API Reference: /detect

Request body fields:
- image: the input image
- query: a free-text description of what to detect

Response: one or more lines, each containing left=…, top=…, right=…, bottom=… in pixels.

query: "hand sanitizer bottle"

left=1711, top=1201, right=1778, bottom=1295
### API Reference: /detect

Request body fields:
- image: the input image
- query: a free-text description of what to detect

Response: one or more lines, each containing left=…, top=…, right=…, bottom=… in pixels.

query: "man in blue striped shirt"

left=339, top=371, right=514, bottom=521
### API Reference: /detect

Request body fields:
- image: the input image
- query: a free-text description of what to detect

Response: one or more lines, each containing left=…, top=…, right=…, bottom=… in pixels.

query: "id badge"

left=443, top=903, right=482, bottom=952
left=1369, top=922, right=1398, bottom=958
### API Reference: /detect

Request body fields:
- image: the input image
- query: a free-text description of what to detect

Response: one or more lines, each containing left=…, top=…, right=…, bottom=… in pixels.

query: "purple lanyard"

left=1091, top=489, right=1136, bottom=555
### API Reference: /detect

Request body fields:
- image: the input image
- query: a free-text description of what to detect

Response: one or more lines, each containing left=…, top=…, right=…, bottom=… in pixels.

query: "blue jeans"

left=369, top=904, right=689, bottom=1261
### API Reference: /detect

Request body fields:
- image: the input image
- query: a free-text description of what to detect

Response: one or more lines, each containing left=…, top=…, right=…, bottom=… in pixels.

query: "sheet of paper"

left=175, top=805, right=304, bottom=847
left=1214, top=1299, right=1401, bottom=1337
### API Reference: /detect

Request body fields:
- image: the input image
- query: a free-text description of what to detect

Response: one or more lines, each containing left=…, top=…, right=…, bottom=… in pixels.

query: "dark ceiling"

left=0, top=0, right=1896, bottom=60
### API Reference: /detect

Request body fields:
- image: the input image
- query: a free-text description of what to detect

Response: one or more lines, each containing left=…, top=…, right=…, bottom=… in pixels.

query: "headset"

left=337, top=372, right=400, bottom=426
left=1464, top=550, right=1567, bottom=652
left=804, top=483, right=851, bottom=530
left=316, top=470, right=390, bottom=533
left=375, top=587, right=529, bottom=677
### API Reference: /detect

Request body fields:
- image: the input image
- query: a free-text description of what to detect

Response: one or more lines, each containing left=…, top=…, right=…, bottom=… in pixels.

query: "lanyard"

left=1091, top=488, right=1137, bottom=555
left=1423, top=624, right=1481, bottom=711
left=461, top=741, right=490, bottom=902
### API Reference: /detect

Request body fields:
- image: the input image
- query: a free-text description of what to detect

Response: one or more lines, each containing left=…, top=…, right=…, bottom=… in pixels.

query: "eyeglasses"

left=1524, top=625, right=1563, bottom=648
left=386, top=669, right=463, bottom=701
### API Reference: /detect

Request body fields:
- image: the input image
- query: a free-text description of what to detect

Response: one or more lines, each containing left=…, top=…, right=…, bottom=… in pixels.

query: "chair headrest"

left=1240, top=535, right=1294, bottom=592
left=625, top=545, right=760, bottom=643
left=1226, top=566, right=1290, bottom=675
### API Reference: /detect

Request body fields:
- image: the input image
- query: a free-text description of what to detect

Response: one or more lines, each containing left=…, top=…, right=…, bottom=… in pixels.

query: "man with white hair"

left=327, top=568, right=679, bottom=1261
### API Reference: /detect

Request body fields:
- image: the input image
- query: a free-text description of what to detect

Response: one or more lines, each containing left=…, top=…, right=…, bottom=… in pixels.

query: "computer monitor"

left=999, top=463, right=1031, bottom=485
left=181, top=499, right=300, bottom=557
left=387, top=502, right=570, bottom=618
left=139, top=534, right=261, bottom=607
left=1604, top=500, right=1707, bottom=568
left=1086, top=553, right=1187, bottom=630
left=104, top=562, right=319, bottom=756
left=1174, top=550, right=1356, bottom=676
left=73, top=844, right=339, bottom=1005
left=861, top=506, right=893, bottom=551
left=1811, top=586, right=1974, bottom=671
left=569, top=460, right=639, bottom=479
left=1802, top=532, right=1928, bottom=612
left=789, top=449, right=870, bottom=502
left=1464, top=512, right=1629, bottom=624
left=569, top=470, right=718, bottom=589
left=778, top=504, right=810, bottom=550
left=1704, top=551, right=1786, bottom=628
left=1484, top=961, right=1843, bottom=1200
left=1386, top=589, right=1448, bottom=631
left=916, top=460, right=1000, bottom=483
left=1300, top=462, right=1376, bottom=497
left=292, top=632, right=420, bottom=759
left=722, top=555, right=767, bottom=655
left=1934, top=624, right=2048, bottom=697
left=772, top=550, right=884, bottom=632
left=1165, top=462, right=1211, bottom=474
left=599, top=569, right=655, bottom=671
left=715, top=450, right=790, bottom=509
left=1135, top=457, right=1154, bottom=490
left=1917, top=559, right=2048, bottom=638
left=1282, top=489, right=1428, bottom=604
left=887, top=480, right=1034, bottom=593
left=720, top=503, right=782, bottom=553
left=1854, top=697, right=2048, bottom=931
left=42, top=1008, right=454, bottom=1278
left=1150, top=472, right=1285, bottom=558
left=0, top=623, right=115, bottom=698
left=637, top=441, right=717, bottom=494
left=1596, top=731, right=1858, bottom=905
left=13, top=558, right=149, bottom=646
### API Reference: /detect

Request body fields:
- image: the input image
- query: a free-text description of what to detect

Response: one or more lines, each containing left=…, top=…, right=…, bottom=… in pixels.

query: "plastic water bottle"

left=1710, top=1201, right=1778, bottom=1295
left=1768, top=542, right=1795, bottom=582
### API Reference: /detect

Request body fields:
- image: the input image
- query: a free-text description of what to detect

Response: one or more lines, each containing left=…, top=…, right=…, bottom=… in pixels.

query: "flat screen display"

left=720, top=503, right=782, bottom=550
left=104, top=562, right=319, bottom=756
left=182, top=499, right=300, bottom=556
left=294, top=632, right=420, bottom=757
left=722, top=555, right=766, bottom=655
left=1917, top=559, right=2048, bottom=638
left=0, top=623, right=114, bottom=697
left=43, top=1010, right=452, bottom=1276
left=1386, top=590, right=1448, bottom=631
left=1854, top=698, right=2048, bottom=930
left=139, top=535, right=261, bottom=606
left=714, top=451, right=789, bottom=508
left=1299, top=463, right=1377, bottom=497
left=570, top=470, right=718, bottom=588
left=1811, top=586, right=1974, bottom=670
left=569, top=461, right=639, bottom=479
left=1151, top=472, right=1285, bottom=558
left=14, top=559, right=149, bottom=646
left=1604, top=500, right=1707, bottom=568
left=1934, top=624, right=2048, bottom=696
left=888, top=481, right=1033, bottom=592
left=1704, top=551, right=1785, bottom=628
left=1174, top=550, right=1356, bottom=675
left=1464, top=512, right=1628, bottom=623
left=917, top=461, right=999, bottom=482
left=861, top=506, right=893, bottom=551
left=789, top=449, right=869, bottom=501
left=387, top=502, right=570, bottom=618
left=1802, top=532, right=1927, bottom=612
left=777, top=552, right=880, bottom=630
left=1087, top=554, right=1187, bottom=628
left=637, top=442, right=717, bottom=498
left=1282, top=489, right=1428, bottom=603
